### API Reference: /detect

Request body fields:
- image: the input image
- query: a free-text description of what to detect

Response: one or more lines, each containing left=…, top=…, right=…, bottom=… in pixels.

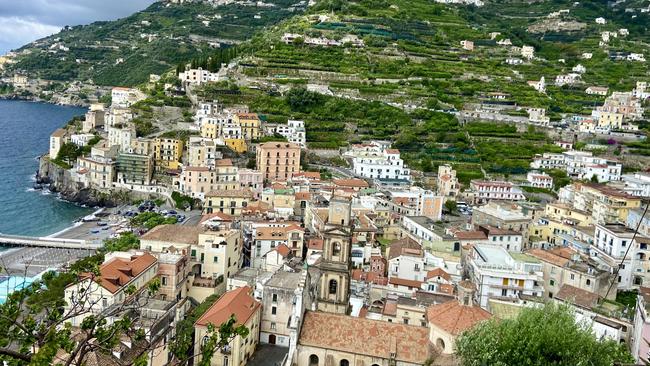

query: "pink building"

left=238, top=169, right=263, bottom=198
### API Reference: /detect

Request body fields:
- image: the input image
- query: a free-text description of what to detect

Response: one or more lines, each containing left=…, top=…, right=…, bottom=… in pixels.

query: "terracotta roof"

left=258, top=142, right=301, bottom=149
left=333, top=178, right=369, bottom=188
left=527, top=248, right=570, bottom=267
left=385, top=149, right=400, bottom=154
left=275, top=244, right=292, bottom=257
left=438, top=284, right=454, bottom=294
left=293, top=171, right=321, bottom=180
left=295, top=192, right=311, bottom=200
left=351, top=269, right=388, bottom=285
left=298, top=311, right=431, bottom=364
left=426, top=268, right=451, bottom=282
left=185, top=166, right=210, bottom=172
left=455, top=231, right=487, bottom=240
left=236, top=113, right=259, bottom=120
left=255, top=224, right=303, bottom=241
left=389, top=277, right=423, bottom=289
left=555, top=284, right=600, bottom=309
left=200, top=212, right=234, bottom=224
left=51, top=128, right=67, bottom=138
left=94, top=253, right=157, bottom=293
left=388, top=237, right=422, bottom=260
left=427, top=301, right=491, bottom=335
left=206, top=189, right=254, bottom=198
left=214, top=159, right=233, bottom=166
left=383, top=300, right=398, bottom=316
left=196, top=286, right=260, bottom=327
left=308, top=238, right=323, bottom=250
left=140, top=225, right=205, bottom=245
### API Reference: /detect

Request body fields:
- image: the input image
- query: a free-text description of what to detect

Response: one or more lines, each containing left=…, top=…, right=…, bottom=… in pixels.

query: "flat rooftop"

left=266, top=270, right=304, bottom=289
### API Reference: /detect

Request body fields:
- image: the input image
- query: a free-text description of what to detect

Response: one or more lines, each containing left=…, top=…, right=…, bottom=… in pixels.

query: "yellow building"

left=224, top=138, right=247, bottom=153
left=131, top=137, right=155, bottom=155
left=194, top=286, right=261, bottom=366
left=154, top=138, right=184, bottom=170
left=597, top=111, right=624, bottom=129
left=201, top=122, right=219, bottom=139
left=204, top=189, right=255, bottom=216
left=544, top=202, right=593, bottom=226
left=234, top=113, right=262, bottom=141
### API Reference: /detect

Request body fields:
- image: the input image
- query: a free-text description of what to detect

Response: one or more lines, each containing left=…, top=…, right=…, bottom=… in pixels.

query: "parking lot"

left=0, top=247, right=95, bottom=277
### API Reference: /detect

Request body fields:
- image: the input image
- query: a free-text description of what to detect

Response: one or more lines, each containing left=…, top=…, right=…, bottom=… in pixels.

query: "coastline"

left=45, top=207, right=105, bottom=238
left=0, top=94, right=89, bottom=108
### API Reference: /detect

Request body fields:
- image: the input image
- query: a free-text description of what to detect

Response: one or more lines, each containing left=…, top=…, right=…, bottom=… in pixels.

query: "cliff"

left=37, top=156, right=120, bottom=207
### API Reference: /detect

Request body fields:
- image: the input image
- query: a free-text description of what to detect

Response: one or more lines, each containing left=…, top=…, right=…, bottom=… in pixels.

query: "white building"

left=526, top=171, right=553, bottom=189
left=107, top=126, right=136, bottom=152
left=592, top=223, right=650, bottom=289
left=468, top=244, right=544, bottom=309
left=273, top=120, right=307, bottom=148
left=469, top=180, right=525, bottom=204
left=344, top=141, right=411, bottom=182
left=530, top=150, right=622, bottom=182
left=595, top=17, right=607, bottom=24
left=555, top=73, right=581, bottom=86
left=521, top=45, right=535, bottom=60
left=71, top=134, right=96, bottom=147
left=178, top=68, right=222, bottom=85
left=622, top=172, right=650, bottom=197
left=111, top=87, right=146, bottom=108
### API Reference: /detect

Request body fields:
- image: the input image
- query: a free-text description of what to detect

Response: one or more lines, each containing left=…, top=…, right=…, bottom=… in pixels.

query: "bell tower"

left=317, top=195, right=353, bottom=314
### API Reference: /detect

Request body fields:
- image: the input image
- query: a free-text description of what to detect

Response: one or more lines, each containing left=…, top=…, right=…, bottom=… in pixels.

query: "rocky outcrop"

left=36, top=156, right=122, bottom=207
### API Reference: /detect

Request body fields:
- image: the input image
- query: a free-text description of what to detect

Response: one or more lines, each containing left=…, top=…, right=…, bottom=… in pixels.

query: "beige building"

left=204, top=189, right=255, bottom=216
left=426, top=282, right=491, bottom=355
left=260, top=270, right=309, bottom=346
left=234, top=113, right=262, bottom=140
left=83, top=109, right=105, bottom=133
left=49, top=128, right=68, bottom=159
left=176, top=160, right=239, bottom=199
left=194, top=286, right=261, bottom=366
left=154, top=137, right=184, bottom=170
left=527, top=247, right=614, bottom=300
left=77, top=156, right=115, bottom=189
left=63, top=252, right=159, bottom=327
left=131, top=137, right=155, bottom=156
left=437, top=164, right=460, bottom=198
left=256, top=142, right=301, bottom=182
left=295, top=311, right=432, bottom=366
left=154, top=251, right=190, bottom=302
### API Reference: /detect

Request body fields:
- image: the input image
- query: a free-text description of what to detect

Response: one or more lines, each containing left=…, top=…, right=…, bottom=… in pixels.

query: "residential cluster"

left=51, top=81, right=650, bottom=364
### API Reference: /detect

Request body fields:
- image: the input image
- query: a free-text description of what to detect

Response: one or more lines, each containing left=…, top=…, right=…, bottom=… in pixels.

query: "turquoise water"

left=0, top=100, right=93, bottom=236
left=0, top=276, right=35, bottom=304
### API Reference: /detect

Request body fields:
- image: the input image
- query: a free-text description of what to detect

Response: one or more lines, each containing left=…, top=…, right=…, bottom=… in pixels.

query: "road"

left=309, top=164, right=355, bottom=179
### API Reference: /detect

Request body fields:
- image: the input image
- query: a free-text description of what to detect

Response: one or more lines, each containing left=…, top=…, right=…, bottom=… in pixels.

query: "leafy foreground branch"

left=456, top=302, right=634, bottom=366
left=0, top=246, right=246, bottom=366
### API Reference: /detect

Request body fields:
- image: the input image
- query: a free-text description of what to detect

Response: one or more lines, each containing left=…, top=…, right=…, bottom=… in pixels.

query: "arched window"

left=309, top=354, right=319, bottom=366
left=333, top=242, right=341, bottom=256
left=436, top=338, right=446, bottom=351
left=340, top=360, right=349, bottom=366
left=329, top=279, right=338, bottom=295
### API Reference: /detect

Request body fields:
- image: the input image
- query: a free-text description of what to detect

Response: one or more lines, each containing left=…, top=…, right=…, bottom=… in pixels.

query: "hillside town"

left=1, top=0, right=650, bottom=365
left=31, top=65, right=650, bottom=364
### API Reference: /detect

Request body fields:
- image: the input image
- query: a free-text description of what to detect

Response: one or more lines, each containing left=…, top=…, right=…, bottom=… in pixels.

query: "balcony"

left=192, top=275, right=224, bottom=288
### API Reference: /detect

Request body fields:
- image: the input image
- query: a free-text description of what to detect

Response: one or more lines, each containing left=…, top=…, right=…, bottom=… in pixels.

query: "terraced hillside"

left=3, top=1, right=305, bottom=86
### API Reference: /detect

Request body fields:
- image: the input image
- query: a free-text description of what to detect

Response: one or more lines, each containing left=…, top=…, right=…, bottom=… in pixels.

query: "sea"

left=0, top=99, right=93, bottom=237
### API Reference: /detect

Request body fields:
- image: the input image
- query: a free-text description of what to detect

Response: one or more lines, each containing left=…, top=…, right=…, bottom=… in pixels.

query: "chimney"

left=457, top=280, right=476, bottom=306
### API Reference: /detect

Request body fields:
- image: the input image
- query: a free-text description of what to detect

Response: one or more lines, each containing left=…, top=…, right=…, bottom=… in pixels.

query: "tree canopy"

left=455, top=303, right=634, bottom=366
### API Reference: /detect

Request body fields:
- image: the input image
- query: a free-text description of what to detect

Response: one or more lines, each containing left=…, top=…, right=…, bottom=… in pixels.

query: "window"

left=340, top=360, right=349, bottom=366
left=549, top=279, right=555, bottom=286
left=272, top=293, right=278, bottom=303
left=213, top=256, right=219, bottom=263
left=586, top=279, right=591, bottom=286
left=309, top=355, right=319, bottom=366
left=329, top=279, right=338, bottom=295
left=501, top=289, right=507, bottom=296
left=270, top=322, right=276, bottom=330
left=161, top=276, right=167, bottom=286
left=436, top=338, right=446, bottom=352
left=333, top=242, right=341, bottom=256
left=272, top=306, right=277, bottom=315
